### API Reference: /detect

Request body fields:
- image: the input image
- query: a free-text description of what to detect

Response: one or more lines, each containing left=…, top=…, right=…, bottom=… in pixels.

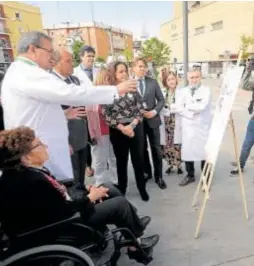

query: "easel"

left=192, top=51, right=249, bottom=239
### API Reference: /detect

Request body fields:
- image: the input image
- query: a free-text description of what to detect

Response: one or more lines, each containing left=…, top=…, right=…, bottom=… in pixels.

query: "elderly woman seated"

left=0, top=126, right=159, bottom=261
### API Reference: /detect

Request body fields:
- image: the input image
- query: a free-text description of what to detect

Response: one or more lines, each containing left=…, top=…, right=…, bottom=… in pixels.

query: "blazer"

left=142, top=76, right=165, bottom=128
left=61, top=75, right=88, bottom=152
left=0, top=166, right=94, bottom=237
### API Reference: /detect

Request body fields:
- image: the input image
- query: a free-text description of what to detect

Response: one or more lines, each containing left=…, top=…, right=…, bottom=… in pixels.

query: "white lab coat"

left=74, top=65, right=99, bottom=85
left=175, top=84, right=212, bottom=161
left=159, top=87, right=182, bottom=145
left=1, top=60, right=118, bottom=181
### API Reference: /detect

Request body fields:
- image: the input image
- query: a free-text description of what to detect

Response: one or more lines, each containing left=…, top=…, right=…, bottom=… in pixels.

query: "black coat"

left=0, top=166, right=94, bottom=237
left=0, top=105, right=3, bottom=131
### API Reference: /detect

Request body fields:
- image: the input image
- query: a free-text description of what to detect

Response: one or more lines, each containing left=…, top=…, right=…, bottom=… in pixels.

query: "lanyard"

left=16, top=56, right=38, bottom=66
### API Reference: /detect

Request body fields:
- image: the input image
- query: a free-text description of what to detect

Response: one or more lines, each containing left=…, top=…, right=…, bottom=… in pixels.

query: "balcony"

left=0, top=28, right=10, bottom=35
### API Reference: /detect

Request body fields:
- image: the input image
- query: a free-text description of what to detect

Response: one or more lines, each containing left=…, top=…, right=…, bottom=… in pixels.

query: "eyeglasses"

left=30, top=141, right=46, bottom=151
left=34, top=45, right=55, bottom=55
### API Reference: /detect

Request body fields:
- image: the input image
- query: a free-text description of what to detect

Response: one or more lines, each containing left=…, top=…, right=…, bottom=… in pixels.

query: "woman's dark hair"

left=0, top=127, right=35, bottom=170
left=106, top=61, right=128, bottom=85
left=162, top=71, right=178, bottom=89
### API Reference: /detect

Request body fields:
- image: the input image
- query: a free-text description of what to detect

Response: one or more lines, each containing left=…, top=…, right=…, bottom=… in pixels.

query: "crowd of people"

left=1, top=30, right=252, bottom=264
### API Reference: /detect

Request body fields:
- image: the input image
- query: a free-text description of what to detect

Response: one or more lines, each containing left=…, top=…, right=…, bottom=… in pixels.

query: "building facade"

left=2, top=1, right=43, bottom=58
left=160, top=1, right=254, bottom=76
left=45, top=22, right=133, bottom=60
left=0, top=3, right=12, bottom=71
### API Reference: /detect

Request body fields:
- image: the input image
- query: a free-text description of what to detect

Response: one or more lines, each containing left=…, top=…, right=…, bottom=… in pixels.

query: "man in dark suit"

left=0, top=70, right=5, bottom=131
left=53, top=49, right=88, bottom=189
left=132, top=57, right=167, bottom=189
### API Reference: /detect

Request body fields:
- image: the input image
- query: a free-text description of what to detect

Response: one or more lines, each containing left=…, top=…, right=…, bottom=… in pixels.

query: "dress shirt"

left=135, top=75, right=157, bottom=116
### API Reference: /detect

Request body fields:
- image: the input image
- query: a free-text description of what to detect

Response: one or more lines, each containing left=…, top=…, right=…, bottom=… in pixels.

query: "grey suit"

left=60, top=75, right=88, bottom=189
left=142, top=76, right=165, bottom=181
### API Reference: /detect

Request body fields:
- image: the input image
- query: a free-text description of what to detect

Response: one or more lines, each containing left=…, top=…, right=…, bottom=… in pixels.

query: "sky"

left=26, top=1, right=173, bottom=37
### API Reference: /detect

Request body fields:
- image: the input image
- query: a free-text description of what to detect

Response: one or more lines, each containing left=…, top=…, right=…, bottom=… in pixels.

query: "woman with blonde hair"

left=160, top=71, right=182, bottom=175
left=86, top=68, right=117, bottom=186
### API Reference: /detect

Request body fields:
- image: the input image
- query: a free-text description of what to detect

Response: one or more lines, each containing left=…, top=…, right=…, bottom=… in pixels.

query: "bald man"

left=52, top=49, right=88, bottom=189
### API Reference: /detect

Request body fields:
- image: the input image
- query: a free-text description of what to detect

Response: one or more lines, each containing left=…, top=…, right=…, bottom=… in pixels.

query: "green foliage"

left=240, top=34, right=254, bottom=60
left=96, top=56, right=106, bottom=63
left=140, top=37, right=171, bottom=67
left=123, top=48, right=133, bottom=62
left=72, top=39, right=85, bottom=67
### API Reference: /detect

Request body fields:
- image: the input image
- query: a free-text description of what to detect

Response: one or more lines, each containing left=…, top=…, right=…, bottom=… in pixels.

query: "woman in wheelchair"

left=0, top=126, right=159, bottom=262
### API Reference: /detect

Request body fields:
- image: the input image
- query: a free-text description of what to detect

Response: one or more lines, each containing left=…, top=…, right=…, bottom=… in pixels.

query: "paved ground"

left=117, top=78, right=254, bottom=266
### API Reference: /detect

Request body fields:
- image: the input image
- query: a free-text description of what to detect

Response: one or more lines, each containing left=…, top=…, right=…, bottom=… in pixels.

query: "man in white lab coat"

left=1, top=31, right=136, bottom=182
left=173, top=69, right=212, bottom=186
left=74, top=45, right=98, bottom=177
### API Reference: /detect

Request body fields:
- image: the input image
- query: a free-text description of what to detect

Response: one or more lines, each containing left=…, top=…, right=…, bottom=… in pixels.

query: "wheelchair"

left=0, top=214, right=154, bottom=266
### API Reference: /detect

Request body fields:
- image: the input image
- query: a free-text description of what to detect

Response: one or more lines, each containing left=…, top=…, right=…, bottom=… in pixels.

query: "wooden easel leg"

left=194, top=164, right=215, bottom=238
left=192, top=161, right=208, bottom=207
left=230, top=114, right=249, bottom=220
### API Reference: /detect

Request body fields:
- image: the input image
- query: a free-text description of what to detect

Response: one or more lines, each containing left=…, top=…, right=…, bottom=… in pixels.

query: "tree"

left=72, top=39, right=85, bottom=67
left=96, top=56, right=106, bottom=63
left=123, top=48, right=133, bottom=62
left=240, top=34, right=254, bottom=60
left=140, top=37, right=171, bottom=67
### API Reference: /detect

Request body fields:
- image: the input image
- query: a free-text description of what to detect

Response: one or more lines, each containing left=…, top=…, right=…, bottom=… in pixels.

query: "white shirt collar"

left=52, top=69, right=68, bottom=81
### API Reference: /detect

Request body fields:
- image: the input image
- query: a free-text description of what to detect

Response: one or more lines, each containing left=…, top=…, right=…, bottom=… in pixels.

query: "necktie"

left=86, top=70, right=93, bottom=82
left=139, top=79, right=144, bottom=96
left=191, top=87, right=196, bottom=97
left=65, top=77, right=72, bottom=84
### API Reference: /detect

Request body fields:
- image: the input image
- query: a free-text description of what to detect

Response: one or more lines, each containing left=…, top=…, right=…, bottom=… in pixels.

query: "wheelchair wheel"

left=2, top=244, right=95, bottom=266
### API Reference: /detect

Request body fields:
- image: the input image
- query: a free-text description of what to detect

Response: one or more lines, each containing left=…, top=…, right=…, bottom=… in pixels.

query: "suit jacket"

left=61, top=75, right=88, bottom=151
left=142, top=76, right=165, bottom=128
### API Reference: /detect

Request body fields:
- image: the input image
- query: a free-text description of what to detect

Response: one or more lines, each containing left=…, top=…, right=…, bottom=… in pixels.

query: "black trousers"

left=143, top=122, right=163, bottom=180
left=86, top=123, right=92, bottom=168
left=144, top=137, right=152, bottom=177
left=109, top=123, right=146, bottom=195
left=185, top=160, right=206, bottom=177
left=85, top=182, right=144, bottom=238
left=71, top=147, right=87, bottom=189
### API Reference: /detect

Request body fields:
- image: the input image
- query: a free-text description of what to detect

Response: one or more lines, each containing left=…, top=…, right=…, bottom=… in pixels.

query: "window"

left=171, top=24, right=176, bottom=31
left=3, top=50, right=10, bottom=62
left=211, top=21, right=223, bottom=31
left=195, top=26, right=204, bottom=35
left=0, top=39, right=6, bottom=48
left=172, top=33, right=178, bottom=38
left=15, top=12, right=21, bottom=20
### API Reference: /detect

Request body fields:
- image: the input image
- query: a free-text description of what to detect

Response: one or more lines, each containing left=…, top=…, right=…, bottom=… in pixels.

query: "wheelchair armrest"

left=16, top=213, right=81, bottom=239
left=60, top=179, right=75, bottom=188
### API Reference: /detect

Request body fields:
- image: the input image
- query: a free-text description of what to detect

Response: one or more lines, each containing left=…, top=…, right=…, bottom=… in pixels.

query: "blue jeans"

left=239, top=119, right=254, bottom=169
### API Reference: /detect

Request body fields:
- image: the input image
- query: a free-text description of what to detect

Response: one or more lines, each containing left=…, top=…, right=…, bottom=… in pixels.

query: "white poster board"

left=205, top=66, right=245, bottom=164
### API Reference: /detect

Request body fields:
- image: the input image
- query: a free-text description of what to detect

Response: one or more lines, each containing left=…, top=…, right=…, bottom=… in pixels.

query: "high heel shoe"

left=177, top=168, right=183, bottom=175
left=165, top=167, right=172, bottom=175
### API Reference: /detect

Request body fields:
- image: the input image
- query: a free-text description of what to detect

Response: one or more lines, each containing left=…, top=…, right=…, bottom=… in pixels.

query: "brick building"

left=44, top=22, right=133, bottom=60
